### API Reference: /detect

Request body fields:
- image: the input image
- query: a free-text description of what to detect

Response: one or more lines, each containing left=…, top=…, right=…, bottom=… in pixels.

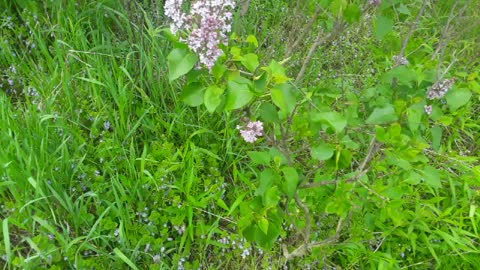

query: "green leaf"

left=375, top=126, right=386, bottom=142
left=253, top=72, right=268, bottom=94
left=340, top=135, right=359, bottom=150
left=180, top=83, right=205, bottom=107
left=230, top=46, right=242, bottom=60
left=241, top=53, right=259, bottom=72
left=269, top=147, right=288, bottom=166
left=312, top=143, right=335, bottom=161
left=212, top=63, right=227, bottom=80
left=430, top=126, right=442, bottom=151
left=404, top=171, right=422, bottom=185
left=398, top=4, right=411, bottom=15
left=366, top=104, right=398, bottom=124
left=375, top=16, right=394, bottom=40
left=167, top=48, right=198, bottom=81
left=216, top=198, right=229, bottom=211
left=258, top=102, right=280, bottom=123
left=337, top=149, right=352, bottom=169
left=311, top=111, right=347, bottom=133
left=263, top=186, right=280, bottom=208
left=422, top=166, right=442, bottom=188
left=330, top=0, right=348, bottom=15
left=407, top=103, right=423, bottom=132
left=256, top=169, right=275, bottom=197
left=246, top=35, right=259, bottom=47
left=225, top=79, right=253, bottom=110
left=282, top=167, right=299, bottom=199
left=247, top=151, right=271, bottom=166
left=228, top=193, right=247, bottom=215
left=271, top=83, right=296, bottom=114
left=381, top=66, right=417, bottom=86
left=204, top=85, right=224, bottom=113
left=446, top=88, right=471, bottom=111
left=258, top=217, right=269, bottom=235
left=344, top=4, right=361, bottom=23
left=264, top=60, right=290, bottom=84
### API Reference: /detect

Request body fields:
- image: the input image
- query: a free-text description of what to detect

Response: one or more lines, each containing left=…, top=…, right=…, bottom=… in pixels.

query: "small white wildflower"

left=153, top=254, right=161, bottom=264
left=241, top=248, right=250, bottom=259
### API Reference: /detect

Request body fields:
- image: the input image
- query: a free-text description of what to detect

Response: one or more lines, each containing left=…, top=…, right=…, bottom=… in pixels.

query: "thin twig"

left=284, top=137, right=383, bottom=261
left=395, top=0, right=428, bottom=67
left=284, top=216, right=346, bottom=261
left=239, top=0, right=251, bottom=16
left=295, top=19, right=345, bottom=84
left=300, top=171, right=365, bottom=189
left=309, top=216, right=345, bottom=248
left=285, top=5, right=326, bottom=58
left=437, top=51, right=457, bottom=81
left=295, top=30, right=324, bottom=84
left=295, top=192, right=311, bottom=245
left=431, top=0, right=459, bottom=60
left=433, top=0, right=470, bottom=62
left=300, top=135, right=378, bottom=189
left=193, top=207, right=235, bottom=224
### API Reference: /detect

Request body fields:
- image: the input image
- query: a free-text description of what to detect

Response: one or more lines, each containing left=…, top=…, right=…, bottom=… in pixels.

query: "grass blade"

left=113, top=248, right=139, bottom=270
left=3, top=218, right=12, bottom=265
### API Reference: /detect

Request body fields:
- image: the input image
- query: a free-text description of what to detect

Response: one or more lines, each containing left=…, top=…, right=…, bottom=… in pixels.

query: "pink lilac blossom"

left=164, top=0, right=235, bottom=70
left=424, top=105, right=432, bottom=115
left=427, top=78, right=456, bottom=100
left=237, top=121, right=264, bottom=143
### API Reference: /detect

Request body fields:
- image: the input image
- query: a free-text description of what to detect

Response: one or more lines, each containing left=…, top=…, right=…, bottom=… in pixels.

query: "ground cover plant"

left=1, top=0, right=480, bottom=269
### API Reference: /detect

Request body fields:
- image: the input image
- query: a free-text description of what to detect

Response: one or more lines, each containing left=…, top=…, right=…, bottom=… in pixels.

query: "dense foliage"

left=1, top=0, right=480, bottom=269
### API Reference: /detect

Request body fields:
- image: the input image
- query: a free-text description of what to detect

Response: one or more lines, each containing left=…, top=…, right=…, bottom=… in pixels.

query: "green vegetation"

left=1, top=0, right=479, bottom=269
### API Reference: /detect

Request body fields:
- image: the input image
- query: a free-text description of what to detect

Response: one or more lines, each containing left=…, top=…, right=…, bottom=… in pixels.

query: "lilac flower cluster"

left=393, top=55, right=409, bottom=66
left=427, top=78, right=456, bottom=100
left=424, top=105, right=433, bottom=115
left=164, top=0, right=235, bottom=70
left=164, top=0, right=186, bottom=34
left=237, top=120, right=264, bottom=143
